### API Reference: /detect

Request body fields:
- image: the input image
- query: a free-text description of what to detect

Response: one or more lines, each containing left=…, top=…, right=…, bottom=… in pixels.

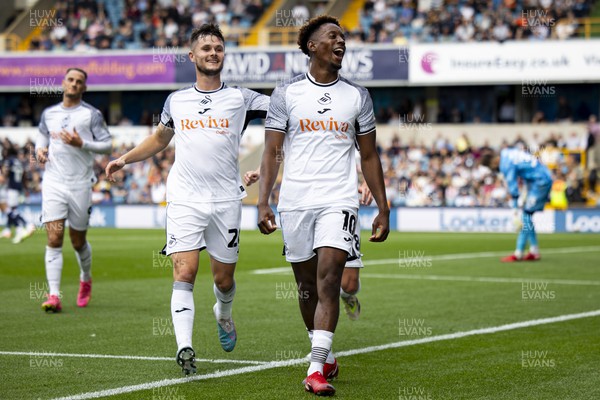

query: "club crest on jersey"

left=317, top=93, right=332, bottom=105
left=60, top=115, right=70, bottom=129
left=180, top=116, right=230, bottom=131
left=199, top=95, right=212, bottom=105
left=299, top=117, right=349, bottom=133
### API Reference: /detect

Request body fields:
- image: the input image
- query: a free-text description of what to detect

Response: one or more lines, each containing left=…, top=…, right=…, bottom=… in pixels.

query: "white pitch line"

left=252, top=266, right=290, bottom=275
left=360, top=273, right=600, bottom=286
left=362, top=245, right=600, bottom=266
left=0, top=351, right=268, bottom=365
left=251, top=245, right=600, bottom=274
left=333, top=309, right=600, bottom=358
left=51, top=309, right=600, bottom=400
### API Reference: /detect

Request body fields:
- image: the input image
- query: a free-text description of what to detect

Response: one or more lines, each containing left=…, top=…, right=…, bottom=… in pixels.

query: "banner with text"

left=177, top=47, right=408, bottom=86
left=0, top=47, right=408, bottom=90
left=10, top=205, right=599, bottom=233
left=0, top=53, right=175, bottom=91
left=409, top=40, right=600, bottom=85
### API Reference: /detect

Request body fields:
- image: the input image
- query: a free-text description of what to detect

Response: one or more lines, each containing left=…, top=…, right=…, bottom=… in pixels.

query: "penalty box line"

left=51, top=309, right=600, bottom=400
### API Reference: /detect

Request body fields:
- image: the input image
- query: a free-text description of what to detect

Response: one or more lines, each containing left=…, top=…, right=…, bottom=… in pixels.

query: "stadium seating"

left=15, top=0, right=270, bottom=51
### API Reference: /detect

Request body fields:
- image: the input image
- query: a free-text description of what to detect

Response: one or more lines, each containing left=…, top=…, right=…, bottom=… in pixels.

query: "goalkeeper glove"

left=513, top=208, right=523, bottom=232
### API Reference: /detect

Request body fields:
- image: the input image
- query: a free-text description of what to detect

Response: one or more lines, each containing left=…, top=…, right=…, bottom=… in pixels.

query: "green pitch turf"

left=1, top=229, right=599, bottom=400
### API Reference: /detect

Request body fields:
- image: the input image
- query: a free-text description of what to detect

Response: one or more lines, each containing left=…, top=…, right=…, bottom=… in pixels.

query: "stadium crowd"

left=25, top=0, right=268, bottom=51
left=19, top=0, right=597, bottom=51
left=1, top=132, right=596, bottom=208
left=357, top=0, right=595, bottom=44
left=376, top=133, right=593, bottom=207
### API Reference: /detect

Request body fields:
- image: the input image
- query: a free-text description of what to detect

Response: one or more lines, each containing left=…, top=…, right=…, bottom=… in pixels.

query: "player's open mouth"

left=333, top=48, right=345, bottom=61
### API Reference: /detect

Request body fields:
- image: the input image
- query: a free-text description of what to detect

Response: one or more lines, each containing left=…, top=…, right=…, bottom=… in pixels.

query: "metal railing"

left=575, top=17, right=600, bottom=38
left=235, top=27, right=300, bottom=47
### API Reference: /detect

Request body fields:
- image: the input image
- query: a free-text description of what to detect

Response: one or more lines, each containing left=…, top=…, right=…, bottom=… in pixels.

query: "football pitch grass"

left=1, top=229, right=599, bottom=400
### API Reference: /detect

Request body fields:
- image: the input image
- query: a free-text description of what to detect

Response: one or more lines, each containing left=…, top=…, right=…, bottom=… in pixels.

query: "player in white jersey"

left=35, top=68, right=113, bottom=313
left=257, top=16, right=390, bottom=396
left=106, top=24, right=269, bottom=375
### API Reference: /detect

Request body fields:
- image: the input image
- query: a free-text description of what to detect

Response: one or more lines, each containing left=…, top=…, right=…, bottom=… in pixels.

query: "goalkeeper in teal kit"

left=484, top=145, right=553, bottom=262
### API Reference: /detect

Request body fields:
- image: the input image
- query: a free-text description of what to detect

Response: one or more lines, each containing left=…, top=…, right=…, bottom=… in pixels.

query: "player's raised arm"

left=57, top=108, right=112, bottom=154
left=257, top=131, right=282, bottom=234
left=106, top=122, right=174, bottom=180
left=79, top=109, right=112, bottom=154
left=357, top=130, right=389, bottom=242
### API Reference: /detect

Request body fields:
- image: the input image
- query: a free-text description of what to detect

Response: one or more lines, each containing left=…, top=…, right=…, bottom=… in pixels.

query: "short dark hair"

left=297, top=15, right=341, bottom=56
left=190, top=23, right=225, bottom=48
left=66, top=68, right=88, bottom=81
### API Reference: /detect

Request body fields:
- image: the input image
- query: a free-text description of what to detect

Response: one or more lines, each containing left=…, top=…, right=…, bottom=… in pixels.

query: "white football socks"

left=514, top=250, right=524, bottom=259
left=75, top=242, right=92, bottom=282
left=308, top=329, right=335, bottom=364
left=213, top=281, right=235, bottom=319
left=308, top=330, right=334, bottom=375
left=530, top=245, right=539, bottom=255
left=171, top=281, right=195, bottom=351
left=45, top=246, right=63, bottom=297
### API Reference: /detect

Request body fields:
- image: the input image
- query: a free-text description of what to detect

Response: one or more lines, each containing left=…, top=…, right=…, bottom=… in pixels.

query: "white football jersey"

left=38, top=101, right=111, bottom=188
left=265, top=73, right=376, bottom=211
left=160, top=83, right=269, bottom=203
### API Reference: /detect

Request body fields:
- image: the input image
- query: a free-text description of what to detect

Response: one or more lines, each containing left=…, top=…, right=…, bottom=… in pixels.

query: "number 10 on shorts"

left=342, top=210, right=356, bottom=234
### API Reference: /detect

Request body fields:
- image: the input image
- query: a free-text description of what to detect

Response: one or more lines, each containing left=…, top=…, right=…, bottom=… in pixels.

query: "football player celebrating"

left=106, top=24, right=269, bottom=375
left=257, top=16, right=389, bottom=396
left=36, top=68, right=112, bottom=312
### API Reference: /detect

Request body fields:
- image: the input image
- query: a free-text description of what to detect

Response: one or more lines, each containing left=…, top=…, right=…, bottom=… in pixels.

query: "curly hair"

left=190, top=23, right=225, bottom=47
left=297, top=15, right=341, bottom=56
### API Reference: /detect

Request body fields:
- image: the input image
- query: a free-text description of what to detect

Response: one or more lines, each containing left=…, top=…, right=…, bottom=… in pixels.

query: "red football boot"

left=523, top=253, right=541, bottom=261
left=501, top=254, right=522, bottom=263
left=323, top=359, right=338, bottom=381
left=304, top=371, right=335, bottom=396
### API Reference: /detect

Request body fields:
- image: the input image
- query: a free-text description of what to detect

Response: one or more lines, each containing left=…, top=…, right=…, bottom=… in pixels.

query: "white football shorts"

left=41, top=181, right=92, bottom=231
left=280, top=207, right=358, bottom=263
left=165, top=200, right=241, bottom=263
left=345, top=215, right=363, bottom=268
